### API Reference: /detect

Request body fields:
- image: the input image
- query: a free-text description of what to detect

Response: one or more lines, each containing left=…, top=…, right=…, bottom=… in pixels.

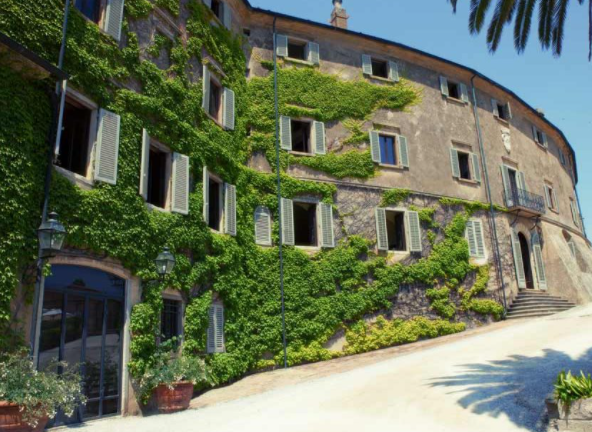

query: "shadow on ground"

left=429, top=347, right=592, bottom=432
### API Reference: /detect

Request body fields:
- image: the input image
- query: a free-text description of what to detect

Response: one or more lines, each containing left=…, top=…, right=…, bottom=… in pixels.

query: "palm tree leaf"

left=470, top=0, right=495, bottom=33
left=486, top=0, right=519, bottom=52
left=539, top=0, right=556, bottom=50
left=449, top=0, right=459, bottom=12
left=552, top=0, right=571, bottom=56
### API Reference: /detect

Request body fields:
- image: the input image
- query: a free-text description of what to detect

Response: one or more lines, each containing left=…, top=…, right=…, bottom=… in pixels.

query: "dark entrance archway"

left=518, top=233, right=534, bottom=289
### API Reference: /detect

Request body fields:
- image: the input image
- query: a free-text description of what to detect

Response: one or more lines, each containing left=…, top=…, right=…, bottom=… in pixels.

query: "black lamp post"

left=155, top=247, right=176, bottom=281
left=37, top=212, right=67, bottom=258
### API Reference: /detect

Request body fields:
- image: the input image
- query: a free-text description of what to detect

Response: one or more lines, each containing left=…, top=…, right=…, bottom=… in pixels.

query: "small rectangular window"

left=379, top=135, right=397, bottom=165
left=458, top=152, right=471, bottom=180
left=386, top=211, right=407, bottom=252
left=210, top=0, right=223, bottom=20
left=147, top=147, right=169, bottom=208
left=57, top=99, right=92, bottom=177
left=291, top=120, right=311, bottom=153
left=161, top=299, right=182, bottom=343
left=448, top=81, right=461, bottom=99
left=208, top=176, right=222, bottom=231
left=293, top=201, right=317, bottom=247
left=497, top=103, right=510, bottom=121
left=371, top=59, right=388, bottom=79
left=287, top=40, right=307, bottom=61
left=75, top=0, right=101, bottom=23
left=209, top=78, right=222, bottom=121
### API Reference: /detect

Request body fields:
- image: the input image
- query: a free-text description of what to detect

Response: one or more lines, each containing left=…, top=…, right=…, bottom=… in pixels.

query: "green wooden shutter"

left=104, top=0, right=125, bottom=41
left=307, top=42, right=320, bottom=65
left=312, top=121, right=326, bottom=155
left=224, top=183, right=237, bottom=236
left=544, top=185, right=552, bottom=208
left=506, top=102, right=513, bottom=119
left=501, top=165, right=513, bottom=207
left=571, top=201, right=580, bottom=227
left=542, top=133, right=549, bottom=148
left=203, top=168, right=209, bottom=225
left=222, top=87, right=235, bottom=130
left=171, top=153, right=190, bottom=215
left=511, top=231, right=527, bottom=289
left=439, top=76, right=449, bottom=96
left=207, top=305, right=215, bottom=353
left=276, top=34, right=288, bottom=57
left=531, top=233, right=548, bottom=290
left=254, top=206, right=272, bottom=246
left=207, top=305, right=224, bottom=353
left=222, top=2, right=232, bottom=29
left=398, top=135, right=409, bottom=168
left=375, top=208, right=389, bottom=251
left=139, top=129, right=150, bottom=200
left=460, top=83, right=470, bottom=103
left=517, top=171, right=527, bottom=192
left=532, top=125, right=539, bottom=143
left=474, top=220, right=485, bottom=258
left=362, top=55, right=373, bottom=75
left=319, top=203, right=335, bottom=248
left=466, top=221, right=478, bottom=257
left=202, top=66, right=211, bottom=113
left=388, top=61, right=400, bottom=82
left=281, top=198, right=294, bottom=246
left=280, top=116, right=292, bottom=151
left=406, top=211, right=422, bottom=253
left=370, top=131, right=381, bottom=163
left=450, top=149, right=460, bottom=178
left=94, top=109, right=121, bottom=185
left=491, top=99, right=499, bottom=117
left=472, top=153, right=482, bottom=183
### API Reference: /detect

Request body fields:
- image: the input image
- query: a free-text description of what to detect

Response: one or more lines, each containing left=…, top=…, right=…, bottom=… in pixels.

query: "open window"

left=204, top=0, right=232, bottom=28
left=75, top=0, right=102, bottom=24
left=203, top=169, right=237, bottom=235
left=532, top=124, right=548, bottom=148
left=74, top=0, right=124, bottom=40
left=280, top=199, right=334, bottom=248
left=56, top=97, right=94, bottom=178
left=375, top=209, right=422, bottom=253
left=280, top=116, right=326, bottom=155
left=370, top=131, right=409, bottom=168
left=544, top=183, right=558, bottom=211
left=492, top=99, right=512, bottom=121
left=276, top=34, right=320, bottom=65
left=207, top=303, right=225, bottom=354
left=439, top=76, right=469, bottom=103
left=450, top=148, right=481, bottom=183
left=202, top=65, right=235, bottom=130
left=161, top=298, right=183, bottom=344
left=361, top=55, right=399, bottom=82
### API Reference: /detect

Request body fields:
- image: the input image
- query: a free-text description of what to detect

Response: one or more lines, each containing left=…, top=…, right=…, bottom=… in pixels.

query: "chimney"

left=330, top=0, right=349, bottom=29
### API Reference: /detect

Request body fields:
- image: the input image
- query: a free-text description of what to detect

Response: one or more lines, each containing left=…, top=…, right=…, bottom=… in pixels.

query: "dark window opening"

left=294, top=202, right=317, bottom=247
left=508, top=168, right=519, bottom=193
left=243, top=28, right=251, bottom=37
left=386, top=211, right=406, bottom=251
left=458, top=152, right=471, bottom=180
left=291, top=120, right=311, bottom=153
left=371, top=59, right=388, bottom=78
left=210, top=0, right=223, bottom=20
left=147, top=148, right=167, bottom=208
left=209, top=79, right=222, bottom=121
left=379, top=135, right=397, bottom=165
left=75, top=0, right=101, bottom=23
left=57, top=100, right=92, bottom=177
left=208, top=178, right=222, bottom=231
left=447, top=81, right=460, bottom=99
left=547, top=187, right=556, bottom=209
left=497, top=103, right=509, bottom=121
left=288, top=41, right=307, bottom=60
left=536, top=130, right=545, bottom=145
left=518, top=233, right=534, bottom=289
left=161, top=299, right=181, bottom=343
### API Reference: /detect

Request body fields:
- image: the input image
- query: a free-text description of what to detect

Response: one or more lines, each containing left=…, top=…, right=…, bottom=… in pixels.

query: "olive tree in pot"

left=0, top=350, right=86, bottom=432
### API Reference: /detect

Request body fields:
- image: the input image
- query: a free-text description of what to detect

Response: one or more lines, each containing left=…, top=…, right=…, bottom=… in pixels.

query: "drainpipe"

left=273, top=17, right=288, bottom=369
left=53, top=0, right=71, bottom=161
left=470, top=75, right=508, bottom=315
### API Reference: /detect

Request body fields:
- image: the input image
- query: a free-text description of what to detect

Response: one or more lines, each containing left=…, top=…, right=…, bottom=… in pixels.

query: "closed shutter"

left=319, top=203, right=335, bottom=248
left=281, top=198, right=294, bottom=246
left=406, top=211, right=422, bottom=253
left=472, top=153, right=482, bottom=183
left=532, top=125, right=540, bottom=143
left=517, top=171, right=527, bottom=192
left=473, top=220, right=485, bottom=258
left=370, top=130, right=381, bottom=163
left=398, top=135, right=409, bottom=168
left=439, top=76, right=449, bottom=96
left=203, top=168, right=209, bottom=225
left=491, top=99, right=500, bottom=117
left=541, top=133, right=549, bottom=148
left=171, top=153, right=190, bottom=215
left=388, top=61, right=400, bottom=82
left=506, top=102, right=513, bottom=119
left=501, top=165, right=513, bottom=207
left=222, top=2, right=232, bottom=29
left=104, top=0, right=125, bottom=41
left=450, top=149, right=460, bottom=178
left=254, top=206, right=272, bottom=246
left=207, top=305, right=224, bottom=353
left=280, top=116, right=292, bottom=151
left=222, top=87, right=235, bottom=130
left=94, top=109, right=121, bottom=185
left=460, top=83, right=470, bottom=103
left=202, top=66, right=211, bottom=113
left=544, top=185, right=552, bottom=208
left=362, top=54, right=373, bottom=75
left=224, top=183, right=237, bottom=236
left=207, top=306, right=215, bottom=353
left=511, top=231, right=527, bottom=289
left=312, top=121, right=326, bottom=155
left=276, top=34, right=288, bottom=57
left=532, top=233, right=548, bottom=290
left=571, top=201, right=580, bottom=227
left=139, top=129, right=150, bottom=199
left=466, top=221, right=478, bottom=257
left=307, top=42, right=320, bottom=65
left=375, top=208, right=389, bottom=251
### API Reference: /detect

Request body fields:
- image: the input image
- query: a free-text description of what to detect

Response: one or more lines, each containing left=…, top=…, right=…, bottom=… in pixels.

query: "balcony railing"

left=504, top=188, right=546, bottom=215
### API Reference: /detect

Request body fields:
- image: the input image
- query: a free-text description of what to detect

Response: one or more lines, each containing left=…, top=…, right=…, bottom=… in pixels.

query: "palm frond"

left=486, top=0, right=519, bottom=52
left=552, top=0, right=571, bottom=56
left=588, top=0, right=592, bottom=60
left=539, top=0, right=556, bottom=50
left=514, top=0, right=537, bottom=52
left=448, top=0, right=459, bottom=12
left=469, top=0, right=494, bottom=34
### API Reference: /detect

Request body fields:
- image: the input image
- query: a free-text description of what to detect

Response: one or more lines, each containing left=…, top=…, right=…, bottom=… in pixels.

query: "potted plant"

left=553, top=370, right=592, bottom=420
left=0, top=349, right=86, bottom=431
left=138, top=342, right=210, bottom=414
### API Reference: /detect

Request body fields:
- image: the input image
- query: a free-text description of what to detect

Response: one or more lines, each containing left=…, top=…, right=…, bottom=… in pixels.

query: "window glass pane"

left=45, top=266, right=125, bottom=299
left=103, top=299, right=123, bottom=399
left=208, top=178, right=221, bottom=231
left=379, top=135, right=396, bottom=165
left=161, top=299, right=180, bottom=342
left=458, top=152, right=471, bottom=180
left=147, top=148, right=168, bottom=208
left=39, top=291, right=64, bottom=372
left=75, top=0, right=100, bottom=23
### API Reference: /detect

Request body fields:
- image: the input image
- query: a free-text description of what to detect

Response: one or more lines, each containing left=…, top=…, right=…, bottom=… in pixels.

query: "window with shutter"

left=307, top=42, right=320, bottom=65
left=370, top=130, right=381, bottom=163
left=292, top=201, right=318, bottom=247
left=139, top=129, right=150, bottom=200
left=398, top=136, right=409, bottom=168
left=224, top=183, right=237, bottom=236
left=171, top=153, right=190, bottom=215
left=202, top=66, right=211, bottom=114
left=94, top=109, right=121, bottom=185
left=388, top=61, right=400, bottom=82
left=511, top=231, right=527, bottom=289
left=222, top=1, right=232, bottom=29
left=276, top=34, right=288, bottom=57
left=473, top=220, right=486, bottom=258
left=471, top=153, right=482, bottom=183
left=254, top=206, right=272, bottom=246
left=204, top=170, right=226, bottom=231
left=281, top=198, right=295, bottom=246
left=312, top=121, right=326, bottom=155
left=440, top=77, right=468, bottom=103
left=207, top=304, right=225, bottom=353
left=203, top=168, right=210, bottom=225
left=280, top=116, right=293, bottom=151
left=361, top=55, right=373, bottom=76
left=141, top=133, right=173, bottom=210
left=406, top=211, right=422, bottom=253
left=465, top=221, right=478, bottom=257
left=492, top=99, right=512, bottom=121
left=104, top=0, right=125, bottom=41
left=570, top=200, right=580, bottom=227
left=531, top=233, right=548, bottom=290
left=222, top=87, right=235, bottom=130
left=450, top=149, right=474, bottom=181
left=568, top=240, right=577, bottom=257
left=375, top=208, right=389, bottom=252
left=319, top=203, right=335, bottom=248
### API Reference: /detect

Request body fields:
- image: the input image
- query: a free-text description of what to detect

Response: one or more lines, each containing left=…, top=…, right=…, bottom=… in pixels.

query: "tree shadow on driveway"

left=429, top=348, right=592, bottom=432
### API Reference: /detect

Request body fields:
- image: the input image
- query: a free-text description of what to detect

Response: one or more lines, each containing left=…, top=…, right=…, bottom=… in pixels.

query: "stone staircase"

left=506, top=290, right=576, bottom=319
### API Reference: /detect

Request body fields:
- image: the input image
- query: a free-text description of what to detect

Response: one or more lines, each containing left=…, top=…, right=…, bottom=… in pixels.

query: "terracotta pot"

left=0, top=402, right=49, bottom=432
left=154, top=382, right=194, bottom=414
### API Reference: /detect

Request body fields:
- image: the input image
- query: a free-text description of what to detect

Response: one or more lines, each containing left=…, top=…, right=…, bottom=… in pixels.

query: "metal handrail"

left=504, top=188, right=546, bottom=214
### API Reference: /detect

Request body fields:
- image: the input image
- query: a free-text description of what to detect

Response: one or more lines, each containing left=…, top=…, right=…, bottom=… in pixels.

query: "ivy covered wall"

left=0, top=0, right=502, bottom=390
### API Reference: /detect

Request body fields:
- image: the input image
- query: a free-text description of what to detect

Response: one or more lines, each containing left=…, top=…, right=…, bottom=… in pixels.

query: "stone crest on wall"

left=501, top=126, right=512, bottom=153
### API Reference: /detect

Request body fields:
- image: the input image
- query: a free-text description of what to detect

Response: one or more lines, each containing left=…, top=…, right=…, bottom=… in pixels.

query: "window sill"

left=146, top=202, right=170, bottom=213
left=535, top=142, right=549, bottom=151
left=494, top=116, right=510, bottom=125
left=290, top=151, right=315, bottom=157
left=54, top=165, right=94, bottom=190
left=364, top=74, right=396, bottom=84
left=445, top=96, right=468, bottom=106
left=295, top=245, right=320, bottom=251
left=378, top=163, right=406, bottom=171
left=284, top=57, right=316, bottom=67
left=456, top=177, right=480, bottom=186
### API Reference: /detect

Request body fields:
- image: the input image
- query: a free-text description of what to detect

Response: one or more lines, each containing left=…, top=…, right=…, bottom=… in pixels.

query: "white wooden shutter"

left=171, top=153, right=190, bottom=215
left=491, top=99, right=500, bottom=117
left=542, top=132, right=549, bottom=148
left=319, top=203, right=335, bottom=248
left=532, top=125, right=540, bottom=143
left=139, top=129, right=150, bottom=199
left=472, top=153, right=482, bottom=183
left=281, top=198, right=294, bottom=246
left=276, top=34, right=288, bottom=57
left=450, top=149, right=460, bottom=178
left=104, top=0, right=125, bottom=41
left=203, top=168, right=210, bottom=224
left=222, top=2, right=232, bottom=29
left=517, top=171, right=527, bottom=192
left=224, top=183, right=237, bottom=236
left=362, top=55, right=373, bottom=75
left=506, top=102, right=513, bottom=119
left=439, top=76, right=449, bottom=96
left=222, top=87, right=235, bottom=130
left=531, top=233, right=548, bottom=290
left=370, top=130, right=381, bottom=163
left=254, top=206, right=272, bottom=246
left=375, top=208, right=389, bottom=251
left=501, top=165, right=513, bottom=207
left=280, top=116, right=292, bottom=151
left=94, top=109, right=121, bottom=185
left=398, top=135, right=409, bottom=168
left=202, top=66, right=211, bottom=113
left=460, top=83, right=470, bottom=103
left=312, top=121, right=326, bottom=155
left=207, top=305, right=224, bottom=353
left=473, top=220, right=485, bottom=258
left=571, top=201, right=580, bottom=227
left=511, top=231, right=527, bottom=289
left=307, top=42, right=320, bottom=65
left=466, top=221, right=478, bottom=257
left=406, top=211, right=422, bottom=253
left=388, top=61, right=400, bottom=82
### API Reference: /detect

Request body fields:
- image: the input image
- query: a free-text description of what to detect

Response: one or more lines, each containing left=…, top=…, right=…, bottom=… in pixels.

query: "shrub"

left=555, top=370, right=592, bottom=414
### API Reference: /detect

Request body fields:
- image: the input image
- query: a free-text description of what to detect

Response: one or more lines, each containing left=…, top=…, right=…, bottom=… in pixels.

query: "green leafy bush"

left=555, top=370, right=592, bottom=413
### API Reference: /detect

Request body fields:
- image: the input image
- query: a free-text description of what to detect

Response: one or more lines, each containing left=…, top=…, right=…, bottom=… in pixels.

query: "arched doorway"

left=518, top=233, right=534, bottom=289
left=38, top=265, right=125, bottom=424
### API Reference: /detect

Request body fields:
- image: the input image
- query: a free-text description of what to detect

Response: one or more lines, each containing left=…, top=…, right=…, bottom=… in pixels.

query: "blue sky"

left=250, top=0, right=592, bottom=236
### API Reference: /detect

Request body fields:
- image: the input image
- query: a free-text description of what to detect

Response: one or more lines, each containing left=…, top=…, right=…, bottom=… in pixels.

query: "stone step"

left=514, top=295, right=568, bottom=302
left=518, top=290, right=551, bottom=295
left=512, top=299, right=575, bottom=307
left=507, top=311, right=557, bottom=320
left=509, top=304, right=574, bottom=313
